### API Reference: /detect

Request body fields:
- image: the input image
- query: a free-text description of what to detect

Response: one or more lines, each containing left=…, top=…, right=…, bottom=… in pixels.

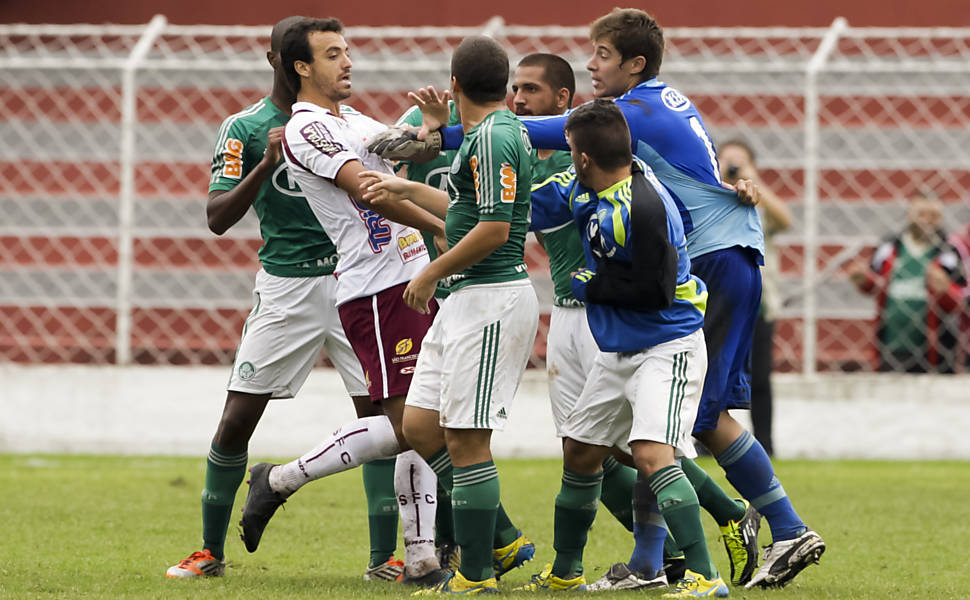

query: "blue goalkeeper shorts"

left=690, top=246, right=762, bottom=434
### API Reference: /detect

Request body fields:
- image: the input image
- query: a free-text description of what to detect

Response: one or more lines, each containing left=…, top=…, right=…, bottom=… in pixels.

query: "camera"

left=726, top=165, right=740, bottom=179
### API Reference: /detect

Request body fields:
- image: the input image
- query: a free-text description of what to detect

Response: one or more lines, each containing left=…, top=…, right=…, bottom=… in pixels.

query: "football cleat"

left=239, top=462, right=285, bottom=553
left=745, top=529, right=825, bottom=589
left=587, top=562, right=668, bottom=591
left=719, top=499, right=761, bottom=585
left=662, top=569, right=729, bottom=598
left=412, top=570, right=499, bottom=595
left=165, top=549, right=225, bottom=578
left=514, top=564, right=587, bottom=591
left=436, top=542, right=462, bottom=572
left=400, top=567, right=451, bottom=587
left=364, top=556, right=405, bottom=581
left=663, top=555, right=687, bottom=583
left=492, top=531, right=535, bottom=580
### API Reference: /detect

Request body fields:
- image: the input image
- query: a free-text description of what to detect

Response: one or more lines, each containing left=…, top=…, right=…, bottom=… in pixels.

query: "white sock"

left=270, top=416, right=400, bottom=496
left=395, top=450, right=439, bottom=576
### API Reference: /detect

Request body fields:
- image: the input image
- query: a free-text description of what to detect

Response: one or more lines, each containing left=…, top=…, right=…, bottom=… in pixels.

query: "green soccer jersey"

left=531, top=151, right=584, bottom=307
left=444, top=109, right=533, bottom=291
left=883, top=241, right=932, bottom=353
left=395, top=103, right=462, bottom=298
left=209, top=96, right=338, bottom=277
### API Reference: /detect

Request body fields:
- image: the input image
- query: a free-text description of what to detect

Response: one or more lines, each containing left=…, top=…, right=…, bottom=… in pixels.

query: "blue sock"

left=716, top=430, right=806, bottom=541
left=627, top=474, right=667, bottom=577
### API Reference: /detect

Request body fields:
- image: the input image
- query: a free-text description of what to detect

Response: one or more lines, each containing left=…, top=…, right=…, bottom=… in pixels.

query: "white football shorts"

left=228, top=269, right=368, bottom=399
left=561, top=328, right=707, bottom=458
left=546, top=305, right=599, bottom=436
left=406, top=279, right=539, bottom=431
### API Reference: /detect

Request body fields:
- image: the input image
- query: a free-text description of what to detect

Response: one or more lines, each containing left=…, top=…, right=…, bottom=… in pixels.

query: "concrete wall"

left=3, top=364, right=968, bottom=459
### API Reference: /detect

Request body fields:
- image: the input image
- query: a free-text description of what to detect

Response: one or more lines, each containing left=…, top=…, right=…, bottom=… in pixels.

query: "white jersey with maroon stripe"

left=282, top=101, right=430, bottom=306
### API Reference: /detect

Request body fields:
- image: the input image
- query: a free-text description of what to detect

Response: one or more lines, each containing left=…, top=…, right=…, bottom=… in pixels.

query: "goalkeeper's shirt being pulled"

left=530, top=159, right=707, bottom=353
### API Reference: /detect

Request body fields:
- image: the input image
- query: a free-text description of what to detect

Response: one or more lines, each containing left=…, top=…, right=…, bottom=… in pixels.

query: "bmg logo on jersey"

left=661, top=87, right=691, bottom=112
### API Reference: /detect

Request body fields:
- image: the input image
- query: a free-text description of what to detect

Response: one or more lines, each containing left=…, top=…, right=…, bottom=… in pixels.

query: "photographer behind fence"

left=847, top=191, right=966, bottom=373
left=717, top=140, right=790, bottom=456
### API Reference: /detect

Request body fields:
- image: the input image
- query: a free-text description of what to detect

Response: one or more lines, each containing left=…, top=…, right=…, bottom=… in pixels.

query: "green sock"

left=599, top=455, right=635, bottom=532
left=493, top=502, right=519, bottom=548
left=551, top=468, right=603, bottom=578
left=453, top=461, right=500, bottom=582
left=681, top=458, right=745, bottom=526
left=648, top=465, right=717, bottom=580
left=428, top=448, right=456, bottom=545
left=362, top=458, right=398, bottom=567
left=201, top=443, right=247, bottom=560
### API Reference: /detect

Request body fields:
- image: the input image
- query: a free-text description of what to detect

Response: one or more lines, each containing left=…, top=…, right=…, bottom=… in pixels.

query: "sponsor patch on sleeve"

left=221, top=138, right=244, bottom=179
left=300, top=121, right=346, bottom=157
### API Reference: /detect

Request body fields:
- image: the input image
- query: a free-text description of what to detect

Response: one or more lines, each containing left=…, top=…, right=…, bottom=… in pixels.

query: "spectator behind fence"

left=718, top=140, right=791, bottom=456
left=947, top=198, right=970, bottom=372
left=848, top=192, right=966, bottom=373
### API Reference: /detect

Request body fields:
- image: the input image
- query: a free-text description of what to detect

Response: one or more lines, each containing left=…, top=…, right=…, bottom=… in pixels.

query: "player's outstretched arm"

left=207, top=126, right=283, bottom=235
left=359, top=170, right=450, bottom=220
left=404, top=221, right=510, bottom=314
left=335, top=160, right=444, bottom=237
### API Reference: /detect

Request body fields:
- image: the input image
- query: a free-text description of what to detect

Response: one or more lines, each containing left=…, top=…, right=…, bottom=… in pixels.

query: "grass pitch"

left=1, top=454, right=967, bottom=599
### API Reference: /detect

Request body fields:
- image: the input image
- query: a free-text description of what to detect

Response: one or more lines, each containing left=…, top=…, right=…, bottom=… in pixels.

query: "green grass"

left=1, top=455, right=968, bottom=599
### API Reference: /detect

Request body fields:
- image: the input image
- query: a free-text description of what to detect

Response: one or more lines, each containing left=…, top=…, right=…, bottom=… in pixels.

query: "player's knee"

left=562, top=437, right=609, bottom=474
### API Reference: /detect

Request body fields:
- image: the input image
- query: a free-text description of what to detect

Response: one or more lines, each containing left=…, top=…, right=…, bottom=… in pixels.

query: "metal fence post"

left=802, top=16, right=847, bottom=376
left=116, top=14, right=167, bottom=364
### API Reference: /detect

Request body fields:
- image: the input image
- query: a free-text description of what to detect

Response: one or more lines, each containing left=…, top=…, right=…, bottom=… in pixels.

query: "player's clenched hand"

left=724, top=178, right=760, bottom=206
left=366, top=126, right=442, bottom=162
left=403, top=270, right=436, bottom=314
left=263, top=126, right=284, bottom=165
left=359, top=170, right=411, bottom=204
left=408, top=86, right=451, bottom=139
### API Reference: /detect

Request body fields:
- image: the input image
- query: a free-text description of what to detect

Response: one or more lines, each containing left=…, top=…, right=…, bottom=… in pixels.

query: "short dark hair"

left=280, top=17, right=344, bottom=94
left=517, top=53, right=576, bottom=107
left=589, top=8, right=664, bottom=81
left=451, top=36, right=509, bottom=104
left=565, top=99, right=632, bottom=170
left=719, top=138, right=757, bottom=164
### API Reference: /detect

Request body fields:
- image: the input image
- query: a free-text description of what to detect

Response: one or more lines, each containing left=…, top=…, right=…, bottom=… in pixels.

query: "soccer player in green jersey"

left=512, top=53, right=657, bottom=587
left=361, top=36, right=540, bottom=595
left=166, top=16, right=419, bottom=581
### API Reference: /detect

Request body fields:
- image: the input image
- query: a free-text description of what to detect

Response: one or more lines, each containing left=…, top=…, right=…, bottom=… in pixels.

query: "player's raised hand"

left=263, top=126, right=284, bottom=165
left=408, top=86, right=451, bottom=139
left=403, top=270, right=436, bottom=314
left=359, top=170, right=411, bottom=204
left=725, top=178, right=760, bottom=206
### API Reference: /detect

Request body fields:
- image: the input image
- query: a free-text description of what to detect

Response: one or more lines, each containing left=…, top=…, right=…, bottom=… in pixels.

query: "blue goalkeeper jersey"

left=530, top=159, right=707, bottom=353
left=442, top=78, right=764, bottom=262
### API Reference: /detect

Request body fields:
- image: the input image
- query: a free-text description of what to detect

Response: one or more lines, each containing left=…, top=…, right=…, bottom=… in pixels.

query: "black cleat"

left=745, top=529, right=825, bottom=589
left=401, top=567, right=451, bottom=587
left=239, top=462, right=285, bottom=553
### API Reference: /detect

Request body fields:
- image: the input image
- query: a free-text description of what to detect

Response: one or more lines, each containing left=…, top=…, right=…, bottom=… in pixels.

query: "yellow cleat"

left=514, top=564, right=587, bottom=591
left=492, top=530, right=535, bottom=579
left=413, top=570, right=499, bottom=595
left=662, top=569, right=729, bottom=598
left=719, top=499, right=760, bottom=585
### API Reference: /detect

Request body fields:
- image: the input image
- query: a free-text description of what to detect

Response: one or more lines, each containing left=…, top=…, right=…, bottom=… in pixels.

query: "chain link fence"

left=2, top=17, right=969, bottom=372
